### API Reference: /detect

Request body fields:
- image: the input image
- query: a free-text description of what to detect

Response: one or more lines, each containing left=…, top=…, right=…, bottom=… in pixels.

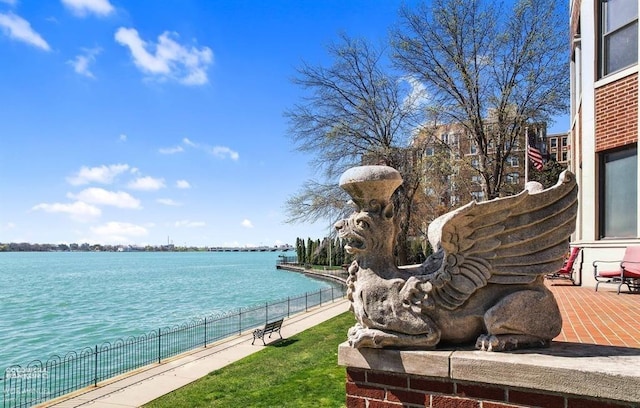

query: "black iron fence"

left=1, top=286, right=346, bottom=408
left=276, top=254, right=298, bottom=265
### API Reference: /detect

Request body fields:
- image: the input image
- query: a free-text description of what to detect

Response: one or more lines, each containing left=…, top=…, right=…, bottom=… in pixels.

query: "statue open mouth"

left=344, top=238, right=365, bottom=254
left=336, top=218, right=367, bottom=254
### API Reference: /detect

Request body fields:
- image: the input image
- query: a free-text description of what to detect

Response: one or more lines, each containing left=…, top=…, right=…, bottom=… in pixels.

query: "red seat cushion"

left=599, top=269, right=640, bottom=279
left=622, top=266, right=640, bottom=277
left=598, top=246, right=640, bottom=279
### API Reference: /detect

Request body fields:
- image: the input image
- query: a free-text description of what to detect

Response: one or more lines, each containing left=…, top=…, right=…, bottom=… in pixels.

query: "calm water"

left=0, top=251, right=338, bottom=369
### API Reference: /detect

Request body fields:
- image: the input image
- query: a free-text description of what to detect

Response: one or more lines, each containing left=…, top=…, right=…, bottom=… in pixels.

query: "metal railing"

left=2, top=286, right=346, bottom=408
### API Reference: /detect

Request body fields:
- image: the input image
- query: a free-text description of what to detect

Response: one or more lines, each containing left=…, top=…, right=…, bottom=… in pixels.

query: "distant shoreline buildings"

left=0, top=242, right=295, bottom=252
left=208, top=245, right=295, bottom=252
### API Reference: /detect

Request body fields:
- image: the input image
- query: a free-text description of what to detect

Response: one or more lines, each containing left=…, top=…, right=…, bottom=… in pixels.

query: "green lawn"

left=144, top=311, right=354, bottom=408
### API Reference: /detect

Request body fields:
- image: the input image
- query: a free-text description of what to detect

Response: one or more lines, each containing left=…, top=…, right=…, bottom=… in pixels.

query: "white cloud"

left=164, top=137, right=238, bottom=161
left=32, top=201, right=101, bottom=222
left=67, top=164, right=130, bottom=185
left=0, top=12, right=50, bottom=51
left=114, top=27, right=213, bottom=85
left=68, top=47, right=101, bottom=78
left=91, top=221, right=148, bottom=238
left=212, top=146, right=239, bottom=160
left=401, top=75, right=429, bottom=110
left=176, top=180, right=190, bottom=189
left=183, top=137, right=197, bottom=147
left=174, top=220, right=205, bottom=228
left=159, top=145, right=184, bottom=154
left=68, top=187, right=141, bottom=209
left=119, top=134, right=127, bottom=142
left=157, top=198, right=181, bottom=206
left=61, top=0, right=114, bottom=17
left=1, top=222, right=16, bottom=231
left=241, top=219, right=254, bottom=228
left=127, top=176, right=165, bottom=191
left=0, top=0, right=18, bottom=6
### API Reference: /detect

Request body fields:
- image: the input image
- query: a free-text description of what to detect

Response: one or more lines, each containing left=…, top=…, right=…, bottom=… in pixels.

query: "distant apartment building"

left=413, top=121, right=548, bottom=208
left=570, top=0, right=639, bottom=286
left=546, top=132, right=571, bottom=164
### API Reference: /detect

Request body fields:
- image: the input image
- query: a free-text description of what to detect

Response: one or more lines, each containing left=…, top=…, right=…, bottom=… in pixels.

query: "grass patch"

left=144, top=312, right=355, bottom=408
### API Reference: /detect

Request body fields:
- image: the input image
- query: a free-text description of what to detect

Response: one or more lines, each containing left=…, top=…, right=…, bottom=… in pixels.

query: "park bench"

left=593, top=246, right=640, bottom=294
left=252, top=318, right=284, bottom=345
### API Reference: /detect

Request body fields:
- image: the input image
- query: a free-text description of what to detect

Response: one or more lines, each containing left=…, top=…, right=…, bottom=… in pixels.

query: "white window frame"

left=600, top=0, right=639, bottom=77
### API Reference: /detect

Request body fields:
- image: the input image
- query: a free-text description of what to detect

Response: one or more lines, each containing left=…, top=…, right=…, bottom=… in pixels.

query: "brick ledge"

left=338, top=341, right=640, bottom=403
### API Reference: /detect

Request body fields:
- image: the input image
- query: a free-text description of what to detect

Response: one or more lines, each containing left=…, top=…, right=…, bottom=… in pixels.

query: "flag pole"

left=524, top=126, right=529, bottom=183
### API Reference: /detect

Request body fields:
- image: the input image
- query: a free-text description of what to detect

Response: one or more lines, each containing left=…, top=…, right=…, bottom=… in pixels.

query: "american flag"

left=528, top=141, right=544, bottom=171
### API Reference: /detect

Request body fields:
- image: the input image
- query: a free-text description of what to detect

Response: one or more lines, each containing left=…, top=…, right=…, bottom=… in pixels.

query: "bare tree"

left=284, top=33, right=426, bottom=264
left=393, top=0, right=569, bottom=199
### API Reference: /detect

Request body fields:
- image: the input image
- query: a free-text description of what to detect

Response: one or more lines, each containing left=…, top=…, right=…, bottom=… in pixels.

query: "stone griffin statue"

left=335, top=165, right=578, bottom=351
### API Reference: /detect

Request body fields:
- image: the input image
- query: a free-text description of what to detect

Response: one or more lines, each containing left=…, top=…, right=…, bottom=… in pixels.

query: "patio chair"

left=546, top=246, right=581, bottom=284
left=593, top=246, right=640, bottom=294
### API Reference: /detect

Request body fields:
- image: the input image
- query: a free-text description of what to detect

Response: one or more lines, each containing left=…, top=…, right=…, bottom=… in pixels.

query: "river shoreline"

left=276, top=263, right=348, bottom=285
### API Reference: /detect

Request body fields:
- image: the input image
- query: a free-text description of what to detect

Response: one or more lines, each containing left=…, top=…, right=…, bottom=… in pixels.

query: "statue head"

left=335, top=166, right=403, bottom=257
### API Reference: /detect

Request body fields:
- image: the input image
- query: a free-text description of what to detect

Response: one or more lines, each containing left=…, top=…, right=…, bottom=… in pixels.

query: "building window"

left=507, top=156, right=519, bottom=167
left=503, top=139, right=519, bottom=150
left=425, top=147, right=434, bottom=156
left=450, top=132, right=460, bottom=146
left=600, top=0, right=638, bottom=77
left=599, top=145, right=637, bottom=238
left=441, top=133, right=449, bottom=144
left=550, top=138, right=558, bottom=149
left=562, top=151, right=568, bottom=162
left=562, top=137, right=568, bottom=148
left=471, top=191, right=484, bottom=201
left=506, top=172, right=520, bottom=185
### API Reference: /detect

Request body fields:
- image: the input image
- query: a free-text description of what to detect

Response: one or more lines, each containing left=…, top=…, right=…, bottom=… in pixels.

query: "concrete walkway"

left=43, top=299, right=350, bottom=408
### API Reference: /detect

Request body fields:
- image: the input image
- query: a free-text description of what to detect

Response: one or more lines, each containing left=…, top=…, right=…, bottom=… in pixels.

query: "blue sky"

left=0, top=0, right=569, bottom=248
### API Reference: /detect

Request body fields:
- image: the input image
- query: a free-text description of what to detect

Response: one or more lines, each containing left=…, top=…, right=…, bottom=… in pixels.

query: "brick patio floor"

left=548, top=281, right=640, bottom=348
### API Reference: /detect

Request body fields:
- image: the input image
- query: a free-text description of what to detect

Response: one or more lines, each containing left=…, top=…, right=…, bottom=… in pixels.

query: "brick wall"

left=594, top=73, right=638, bottom=152
left=345, top=368, right=636, bottom=408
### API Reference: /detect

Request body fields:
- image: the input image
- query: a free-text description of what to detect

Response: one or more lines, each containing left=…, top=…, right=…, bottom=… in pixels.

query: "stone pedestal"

left=338, top=342, right=640, bottom=407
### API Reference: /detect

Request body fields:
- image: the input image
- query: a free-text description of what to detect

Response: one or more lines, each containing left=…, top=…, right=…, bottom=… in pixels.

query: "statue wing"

left=425, top=170, right=578, bottom=310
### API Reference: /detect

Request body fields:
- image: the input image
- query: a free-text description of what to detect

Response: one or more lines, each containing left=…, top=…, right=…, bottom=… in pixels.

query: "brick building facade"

left=570, top=0, right=639, bottom=286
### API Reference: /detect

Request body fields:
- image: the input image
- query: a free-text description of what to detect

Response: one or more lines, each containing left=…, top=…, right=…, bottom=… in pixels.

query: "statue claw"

left=476, top=335, right=497, bottom=351
left=347, top=324, right=440, bottom=349
left=400, top=276, right=434, bottom=311
left=348, top=325, right=384, bottom=348
left=475, top=334, right=550, bottom=352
